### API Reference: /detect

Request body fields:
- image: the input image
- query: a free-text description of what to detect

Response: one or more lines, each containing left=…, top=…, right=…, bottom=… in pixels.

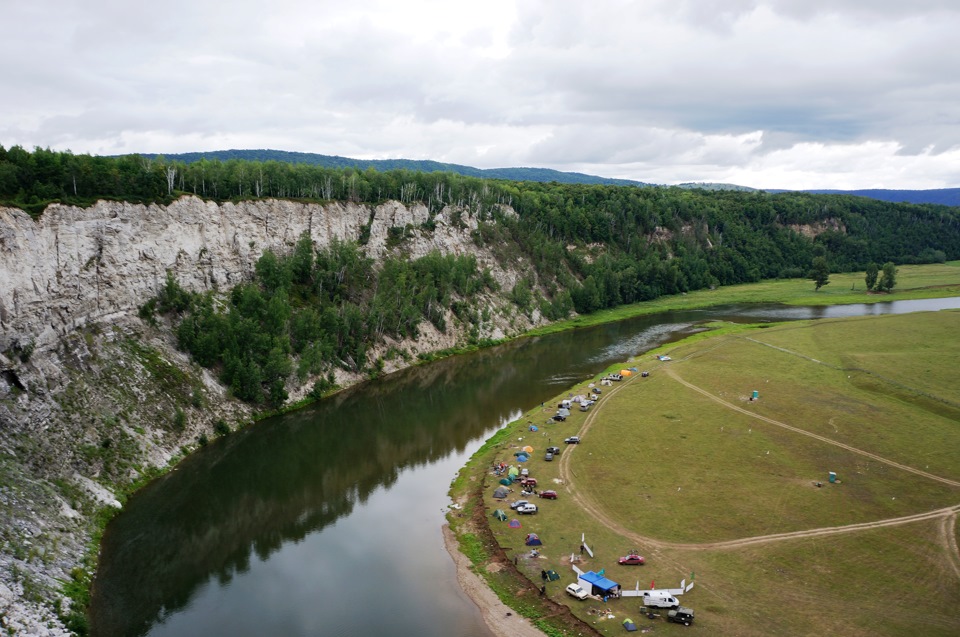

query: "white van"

left=641, top=591, right=680, bottom=609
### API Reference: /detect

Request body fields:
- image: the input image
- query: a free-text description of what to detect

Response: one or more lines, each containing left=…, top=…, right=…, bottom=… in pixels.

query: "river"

left=88, top=297, right=960, bottom=636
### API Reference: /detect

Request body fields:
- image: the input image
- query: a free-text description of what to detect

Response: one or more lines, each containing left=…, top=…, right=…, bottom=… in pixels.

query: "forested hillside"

left=4, top=145, right=960, bottom=323
left=129, top=148, right=648, bottom=186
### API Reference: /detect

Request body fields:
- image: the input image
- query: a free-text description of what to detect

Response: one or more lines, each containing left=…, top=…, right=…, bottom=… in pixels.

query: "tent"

left=493, top=486, right=510, bottom=499
left=508, top=466, right=520, bottom=477
left=499, top=477, right=513, bottom=486
left=525, top=533, right=543, bottom=546
left=571, top=394, right=587, bottom=403
left=557, top=408, right=571, bottom=417
left=529, top=424, right=538, bottom=432
left=620, top=369, right=633, bottom=376
left=622, top=618, right=638, bottom=632
left=578, top=571, right=621, bottom=597
left=523, top=445, right=534, bottom=453
left=493, top=509, right=508, bottom=521
left=517, top=454, right=528, bottom=462
left=545, top=569, right=560, bottom=581
left=628, top=367, right=638, bottom=372
left=508, top=519, right=522, bottom=529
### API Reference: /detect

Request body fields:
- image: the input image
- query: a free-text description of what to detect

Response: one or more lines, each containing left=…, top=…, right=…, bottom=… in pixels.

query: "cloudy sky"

left=3, top=0, right=960, bottom=189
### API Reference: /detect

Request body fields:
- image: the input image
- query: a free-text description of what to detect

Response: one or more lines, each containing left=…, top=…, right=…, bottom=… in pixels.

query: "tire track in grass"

left=941, top=512, right=960, bottom=580
left=558, top=359, right=960, bottom=556
left=665, top=366, right=960, bottom=489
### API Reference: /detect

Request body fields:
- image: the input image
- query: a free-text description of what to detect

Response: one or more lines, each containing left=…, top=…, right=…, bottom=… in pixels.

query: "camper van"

left=641, top=591, right=680, bottom=609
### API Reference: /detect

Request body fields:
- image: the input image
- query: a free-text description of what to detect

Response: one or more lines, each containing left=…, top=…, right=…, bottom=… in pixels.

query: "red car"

left=538, top=490, right=558, bottom=499
left=618, top=554, right=645, bottom=565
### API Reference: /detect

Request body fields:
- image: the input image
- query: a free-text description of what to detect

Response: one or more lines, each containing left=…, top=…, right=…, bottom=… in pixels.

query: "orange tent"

left=620, top=369, right=633, bottom=376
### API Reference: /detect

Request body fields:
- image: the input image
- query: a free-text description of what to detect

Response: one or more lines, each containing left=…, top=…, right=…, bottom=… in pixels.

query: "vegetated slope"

left=133, top=148, right=650, bottom=187
left=4, top=147, right=960, bottom=308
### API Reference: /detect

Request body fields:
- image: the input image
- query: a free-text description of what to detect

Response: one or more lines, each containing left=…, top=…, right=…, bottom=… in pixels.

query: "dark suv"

left=667, top=607, right=694, bottom=626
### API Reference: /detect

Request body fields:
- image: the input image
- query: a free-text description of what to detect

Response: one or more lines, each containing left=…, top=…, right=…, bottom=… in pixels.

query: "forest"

left=5, top=145, right=960, bottom=404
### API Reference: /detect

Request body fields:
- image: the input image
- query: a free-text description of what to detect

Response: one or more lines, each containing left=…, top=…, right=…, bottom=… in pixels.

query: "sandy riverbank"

left=442, top=525, right=545, bottom=637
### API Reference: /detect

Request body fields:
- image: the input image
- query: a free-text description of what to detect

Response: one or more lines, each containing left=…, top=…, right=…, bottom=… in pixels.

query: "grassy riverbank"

left=527, top=261, right=960, bottom=336
left=449, top=262, right=960, bottom=637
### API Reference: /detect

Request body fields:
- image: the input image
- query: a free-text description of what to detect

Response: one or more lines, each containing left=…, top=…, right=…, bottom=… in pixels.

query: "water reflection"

left=90, top=296, right=960, bottom=636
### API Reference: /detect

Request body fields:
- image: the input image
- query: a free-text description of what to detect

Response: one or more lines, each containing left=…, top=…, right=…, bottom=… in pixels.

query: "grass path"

left=557, top=360, right=960, bottom=560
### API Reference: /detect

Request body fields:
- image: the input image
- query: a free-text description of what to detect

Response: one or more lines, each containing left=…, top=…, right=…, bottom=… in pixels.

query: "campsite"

left=466, top=308, right=960, bottom=636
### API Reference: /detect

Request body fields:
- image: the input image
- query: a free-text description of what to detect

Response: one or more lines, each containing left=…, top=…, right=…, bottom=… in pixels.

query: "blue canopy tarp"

left=579, top=570, right=620, bottom=595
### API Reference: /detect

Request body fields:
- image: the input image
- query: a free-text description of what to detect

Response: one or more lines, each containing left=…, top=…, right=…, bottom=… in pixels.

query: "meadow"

left=466, top=306, right=960, bottom=636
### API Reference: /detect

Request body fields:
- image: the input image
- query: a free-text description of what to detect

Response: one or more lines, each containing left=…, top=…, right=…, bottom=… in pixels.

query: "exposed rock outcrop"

left=0, top=196, right=538, bottom=634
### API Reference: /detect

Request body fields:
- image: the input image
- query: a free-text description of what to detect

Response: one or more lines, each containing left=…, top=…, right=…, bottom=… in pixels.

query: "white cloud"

left=2, top=0, right=959, bottom=189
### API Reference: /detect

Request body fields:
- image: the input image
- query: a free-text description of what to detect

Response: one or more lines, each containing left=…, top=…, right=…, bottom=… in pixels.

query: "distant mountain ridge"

left=145, top=149, right=650, bottom=187
left=142, top=149, right=960, bottom=206
left=796, top=188, right=960, bottom=207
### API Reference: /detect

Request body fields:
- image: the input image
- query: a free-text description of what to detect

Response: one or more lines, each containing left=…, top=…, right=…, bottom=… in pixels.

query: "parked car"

left=538, top=490, right=558, bottom=499
left=520, top=468, right=529, bottom=477
left=516, top=503, right=538, bottom=514
left=565, top=583, right=589, bottom=600
left=564, top=436, right=581, bottom=444
left=520, top=477, right=537, bottom=488
left=546, top=446, right=561, bottom=455
left=552, top=414, right=567, bottom=422
left=544, top=452, right=554, bottom=461
left=667, top=607, right=695, bottom=625
left=509, top=500, right=530, bottom=510
left=618, top=554, right=645, bottom=565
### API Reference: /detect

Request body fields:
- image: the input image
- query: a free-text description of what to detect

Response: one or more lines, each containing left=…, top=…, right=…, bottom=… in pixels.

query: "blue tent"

left=579, top=570, right=621, bottom=596
left=517, top=454, right=528, bottom=462
left=529, top=424, right=538, bottom=431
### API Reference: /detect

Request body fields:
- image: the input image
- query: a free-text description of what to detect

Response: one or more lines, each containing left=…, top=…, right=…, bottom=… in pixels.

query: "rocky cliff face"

left=0, top=196, right=535, bottom=635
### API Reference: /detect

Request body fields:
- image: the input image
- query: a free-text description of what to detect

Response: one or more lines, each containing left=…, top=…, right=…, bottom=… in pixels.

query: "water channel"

left=89, top=297, right=960, bottom=637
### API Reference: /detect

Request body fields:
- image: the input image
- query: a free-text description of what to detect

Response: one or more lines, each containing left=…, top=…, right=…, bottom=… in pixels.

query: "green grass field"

left=469, top=311, right=960, bottom=636
left=527, top=261, right=960, bottom=337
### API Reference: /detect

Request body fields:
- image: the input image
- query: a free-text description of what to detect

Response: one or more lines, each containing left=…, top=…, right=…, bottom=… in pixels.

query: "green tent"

left=499, top=477, right=513, bottom=485
left=493, top=509, right=508, bottom=521
left=508, top=466, right=519, bottom=477
left=546, top=570, right=560, bottom=581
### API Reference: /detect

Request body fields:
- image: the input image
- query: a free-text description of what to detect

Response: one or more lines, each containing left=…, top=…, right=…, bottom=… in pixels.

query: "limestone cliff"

left=0, top=196, right=536, bottom=635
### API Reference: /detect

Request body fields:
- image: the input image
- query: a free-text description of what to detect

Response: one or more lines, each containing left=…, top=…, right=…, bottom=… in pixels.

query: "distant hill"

left=798, top=188, right=960, bottom=207
left=676, top=182, right=757, bottom=192
left=139, top=149, right=960, bottom=206
left=144, top=149, right=650, bottom=187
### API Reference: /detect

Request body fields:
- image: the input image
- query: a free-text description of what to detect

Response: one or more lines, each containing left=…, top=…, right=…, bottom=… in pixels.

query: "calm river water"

left=89, top=297, right=960, bottom=637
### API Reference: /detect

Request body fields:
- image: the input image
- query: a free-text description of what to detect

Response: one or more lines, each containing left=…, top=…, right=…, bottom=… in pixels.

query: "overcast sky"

left=3, top=1, right=960, bottom=189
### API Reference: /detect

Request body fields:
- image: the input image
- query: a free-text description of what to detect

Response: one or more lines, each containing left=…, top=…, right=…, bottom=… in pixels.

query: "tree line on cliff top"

left=4, top=145, right=960, bottom=404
